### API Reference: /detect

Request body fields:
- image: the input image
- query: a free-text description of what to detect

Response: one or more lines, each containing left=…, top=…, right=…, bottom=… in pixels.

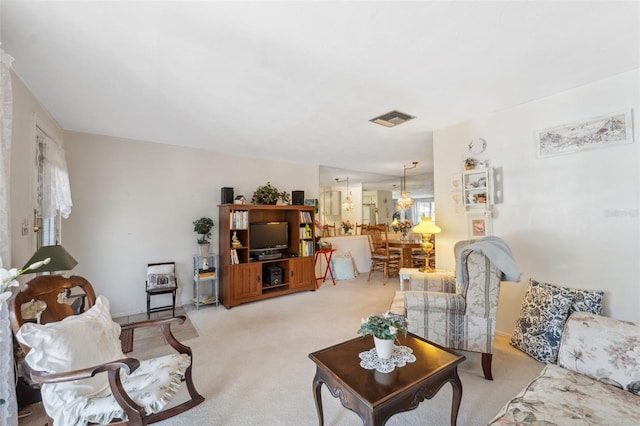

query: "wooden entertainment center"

left=218, top=204, right=316, bottom=308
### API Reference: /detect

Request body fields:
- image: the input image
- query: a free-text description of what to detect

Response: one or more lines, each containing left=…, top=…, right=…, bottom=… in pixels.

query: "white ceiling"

left=2, top=1, right=639, bottom=192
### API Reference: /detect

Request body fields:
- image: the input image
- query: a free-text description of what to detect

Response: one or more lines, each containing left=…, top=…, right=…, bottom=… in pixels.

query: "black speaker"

left=221, top=187, right=234, bottom=204
left=292, top=190, right=304, bottom=205
left=263, top=265, right=283, bottom=286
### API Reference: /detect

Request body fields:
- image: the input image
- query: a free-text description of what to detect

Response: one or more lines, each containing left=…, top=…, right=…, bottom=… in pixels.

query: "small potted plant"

left=464, top=157, right=477, bottom=170
left=391, top=219, right=413, bottom=239
left=193, top=217, right=214, bottom=255
left=357, top=311, right=409, bottom=359
left=251, top=182, right=290, bottom=205
left=341, top=220, right=354, bottom=235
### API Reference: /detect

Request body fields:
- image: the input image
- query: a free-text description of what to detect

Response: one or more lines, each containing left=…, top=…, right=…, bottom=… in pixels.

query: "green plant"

left=193, top=217, right=214, bottom=244
left=464, top=157, right=477, bottom=168
left=357, top=311, right=408, bottom=342
left=251, top=182, right=289, bottom=205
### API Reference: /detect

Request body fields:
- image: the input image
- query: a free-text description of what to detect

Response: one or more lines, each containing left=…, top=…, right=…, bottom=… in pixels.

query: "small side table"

left=314, top=248, right=336, bottom=287
left=309, top=333, right=465, bottom=426
left=399, top=267, right=450, bottom=291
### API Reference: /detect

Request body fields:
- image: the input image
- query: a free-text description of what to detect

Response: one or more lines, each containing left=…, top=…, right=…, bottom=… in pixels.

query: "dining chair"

left=321, top=223, right=336, bottom=237
left=356, top=223, right=371, bottom=235
left=367, top=225, right=400, bottom=284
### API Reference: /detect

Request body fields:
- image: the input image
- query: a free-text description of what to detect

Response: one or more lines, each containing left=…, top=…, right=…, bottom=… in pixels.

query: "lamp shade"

left=23, top=245, right=78, bottom=273
left=412, top=217, right=442, bottom=235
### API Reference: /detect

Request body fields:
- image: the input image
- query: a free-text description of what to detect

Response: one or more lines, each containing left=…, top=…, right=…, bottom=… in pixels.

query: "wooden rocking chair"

left=10, top=274, right=204, bottom=425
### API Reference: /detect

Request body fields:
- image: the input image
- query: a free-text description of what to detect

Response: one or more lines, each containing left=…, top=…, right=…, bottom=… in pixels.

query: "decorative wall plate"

left=468, top=137, right=487, bottom=154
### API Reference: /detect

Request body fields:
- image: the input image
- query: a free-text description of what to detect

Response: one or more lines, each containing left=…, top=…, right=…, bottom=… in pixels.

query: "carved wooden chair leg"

left=481, top=353, right=493, bottom=380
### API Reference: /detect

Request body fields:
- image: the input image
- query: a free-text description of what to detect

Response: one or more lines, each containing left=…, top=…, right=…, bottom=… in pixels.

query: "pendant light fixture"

left=397, top=161, right=418, bottom=211
left=335, top=177, right=354, bottom=211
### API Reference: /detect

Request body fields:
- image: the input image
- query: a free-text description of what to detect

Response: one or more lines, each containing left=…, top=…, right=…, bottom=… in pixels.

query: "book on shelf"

left=299, top=211, right=312, bottom=223
left=299, top=240, right=314, bottom=257
left=229, top=210, right=248, bottom=229
left=230, top=249, right=240, bottom=264
left=197, top=271, right=217, bottom=279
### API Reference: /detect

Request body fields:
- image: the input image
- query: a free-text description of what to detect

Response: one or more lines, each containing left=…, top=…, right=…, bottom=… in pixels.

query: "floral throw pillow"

left=510, top=280, right=573, bottom=364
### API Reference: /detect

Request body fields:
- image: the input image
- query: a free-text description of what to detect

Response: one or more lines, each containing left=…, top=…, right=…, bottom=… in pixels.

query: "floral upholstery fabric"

left=490, top=364, right=640, bottom=425
left=557, top=312, right=639, bottom=393
left=510, top=281, right=573, bottom=364
left=399, top=246, right=502, bottom=354
left=510, top=279, right=604, bottom=364
left=491, top=312, right=640, bottom=425
left=533, top=279, right=604, bottom=316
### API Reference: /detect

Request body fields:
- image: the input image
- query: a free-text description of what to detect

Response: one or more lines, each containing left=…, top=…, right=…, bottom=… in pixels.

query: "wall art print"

left=468, top=212, right=492, bottom=238
left=535, top=109, right=634, bottom=158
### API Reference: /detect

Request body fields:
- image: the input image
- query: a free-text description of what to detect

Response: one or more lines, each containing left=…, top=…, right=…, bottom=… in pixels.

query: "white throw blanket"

left=456, top=236, right=521, bottom=282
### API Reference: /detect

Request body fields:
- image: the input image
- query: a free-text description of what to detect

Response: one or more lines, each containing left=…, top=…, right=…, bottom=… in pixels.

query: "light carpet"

left=18, top=274, right=544, bottom=425
left=154, top=274, right=543, bottom=425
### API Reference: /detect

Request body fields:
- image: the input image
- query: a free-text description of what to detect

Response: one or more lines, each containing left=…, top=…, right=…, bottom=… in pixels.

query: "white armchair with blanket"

left=391, top=237, right=521, bottom=380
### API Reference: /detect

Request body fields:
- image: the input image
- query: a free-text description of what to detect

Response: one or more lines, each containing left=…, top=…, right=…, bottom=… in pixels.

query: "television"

left=249, top=222, right=289, bottom=252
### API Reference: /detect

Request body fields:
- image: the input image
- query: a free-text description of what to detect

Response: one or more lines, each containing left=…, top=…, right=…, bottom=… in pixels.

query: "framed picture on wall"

left=535, top=109, right=634, bottom=157
left=468, top=212, right=492, bottom=238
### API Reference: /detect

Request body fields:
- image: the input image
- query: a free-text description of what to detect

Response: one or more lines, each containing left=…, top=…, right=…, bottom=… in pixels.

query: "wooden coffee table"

left=309, top=333, right=466, bottom=426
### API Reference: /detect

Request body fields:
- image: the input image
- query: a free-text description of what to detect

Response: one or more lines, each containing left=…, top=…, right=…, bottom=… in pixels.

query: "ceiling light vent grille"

left=370, top=110, right=415, bottom=127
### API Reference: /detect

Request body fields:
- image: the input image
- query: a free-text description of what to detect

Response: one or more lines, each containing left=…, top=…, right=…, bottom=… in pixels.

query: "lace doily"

left=359, top=345, right=416, bottom=373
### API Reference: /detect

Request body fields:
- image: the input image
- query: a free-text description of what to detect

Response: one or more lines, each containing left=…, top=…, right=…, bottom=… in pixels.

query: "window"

left=35, top=129, right=72, bottom=247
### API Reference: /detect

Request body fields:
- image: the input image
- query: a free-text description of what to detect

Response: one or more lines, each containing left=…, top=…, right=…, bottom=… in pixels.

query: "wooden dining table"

left=388, top=240, right=422, bottom=268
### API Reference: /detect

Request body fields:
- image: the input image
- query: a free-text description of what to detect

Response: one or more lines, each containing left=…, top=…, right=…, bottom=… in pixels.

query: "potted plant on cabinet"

left=251, top=182, right=290, bottom=205
left=464, top=157, right=477, bottom=170
left=193, top=217, right=214, bottom=256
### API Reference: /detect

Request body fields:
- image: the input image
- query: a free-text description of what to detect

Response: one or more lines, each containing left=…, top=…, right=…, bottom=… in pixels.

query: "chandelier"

left=336, top=177, right=354, bottom=211
left=397, top=161, right=418, bottom=211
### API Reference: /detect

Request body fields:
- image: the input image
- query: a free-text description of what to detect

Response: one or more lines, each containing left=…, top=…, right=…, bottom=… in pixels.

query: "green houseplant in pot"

left=193, top=217, right=214, bottom=256
left=251, top=182, right=290, bottom=205
left=358, top=311, right=408, bottom=359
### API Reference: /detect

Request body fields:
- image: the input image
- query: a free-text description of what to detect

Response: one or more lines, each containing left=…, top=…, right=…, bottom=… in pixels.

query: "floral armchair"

left=396, top=238, right=520, bottom=380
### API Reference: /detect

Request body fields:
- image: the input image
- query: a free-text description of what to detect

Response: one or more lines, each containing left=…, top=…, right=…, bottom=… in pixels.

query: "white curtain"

left=38, top=135, right=73, bottom=220
left=0, top=44, right=18, bottom=426
left=0, top=45, right=13, bottom=267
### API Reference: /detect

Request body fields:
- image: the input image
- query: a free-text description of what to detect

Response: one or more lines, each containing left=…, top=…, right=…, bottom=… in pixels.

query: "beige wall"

left=433, top=69, right=640, bottom=335
left=10, top=66, right=639, bottom=325
left=62, top=132, right=319, bottom=316
left=9, top=69, right=319, bottom=316
left=9, top=71, right=64, bottom=267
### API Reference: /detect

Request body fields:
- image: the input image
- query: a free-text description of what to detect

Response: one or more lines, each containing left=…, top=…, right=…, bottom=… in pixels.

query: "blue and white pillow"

left=533, top=279, right=604, bottom=315
left=510, top=280, right=573, bottom=364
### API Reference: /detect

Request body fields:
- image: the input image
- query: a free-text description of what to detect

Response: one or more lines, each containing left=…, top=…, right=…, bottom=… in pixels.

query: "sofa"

left=490, top=311, right=640, bottom=424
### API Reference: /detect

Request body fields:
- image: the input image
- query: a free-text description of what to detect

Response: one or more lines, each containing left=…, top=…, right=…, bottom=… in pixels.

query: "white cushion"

left=16, top=296, right=126, bottom=424
left=16, top=295, right=191, bottom=425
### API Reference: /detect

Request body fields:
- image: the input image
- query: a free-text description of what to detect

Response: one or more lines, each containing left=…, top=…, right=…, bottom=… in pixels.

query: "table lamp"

left=22, top=244, right=78, bottom=273
left=412, top=217, right=442, bottom=272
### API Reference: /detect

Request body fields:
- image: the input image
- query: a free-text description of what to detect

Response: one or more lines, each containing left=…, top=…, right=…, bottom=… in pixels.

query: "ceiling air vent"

left=369, top=110, right=415, bottom=127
